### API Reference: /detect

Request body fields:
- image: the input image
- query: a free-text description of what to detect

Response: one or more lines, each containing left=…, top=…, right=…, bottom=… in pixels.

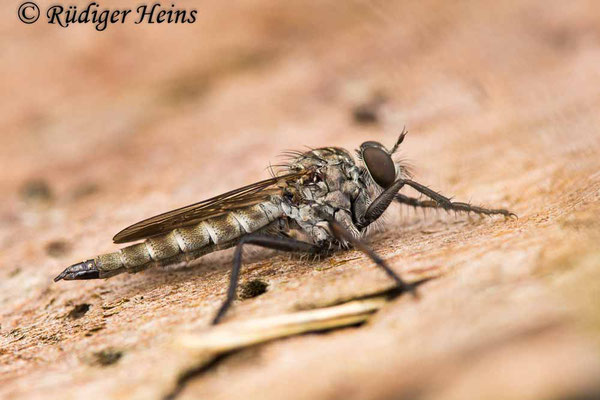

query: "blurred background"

left=1, top=1, right=600, bottom=399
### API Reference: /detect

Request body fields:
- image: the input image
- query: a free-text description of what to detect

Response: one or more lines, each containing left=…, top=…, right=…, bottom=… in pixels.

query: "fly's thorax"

left=287, top=147, right=365, bottom=201
left=281, top=146, right=370, bottom=244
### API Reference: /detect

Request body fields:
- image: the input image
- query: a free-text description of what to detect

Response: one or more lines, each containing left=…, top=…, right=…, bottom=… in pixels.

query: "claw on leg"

left=394, top=185, right=517, bottom=219
left=328, top=220, right=417, bottom=298
left=54, top=259, right=100, bottom=281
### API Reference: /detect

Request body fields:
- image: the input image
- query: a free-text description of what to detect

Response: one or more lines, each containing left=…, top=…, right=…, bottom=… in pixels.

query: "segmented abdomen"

left=95, top=202, right=282, bottom=278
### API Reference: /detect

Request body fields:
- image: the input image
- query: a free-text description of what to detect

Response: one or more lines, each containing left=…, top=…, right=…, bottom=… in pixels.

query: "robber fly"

left=55, top=130, right=515, bottom=323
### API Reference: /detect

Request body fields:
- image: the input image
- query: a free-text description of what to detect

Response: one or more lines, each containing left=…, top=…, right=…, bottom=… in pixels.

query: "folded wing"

left=113, top=171, right=307, bottom=243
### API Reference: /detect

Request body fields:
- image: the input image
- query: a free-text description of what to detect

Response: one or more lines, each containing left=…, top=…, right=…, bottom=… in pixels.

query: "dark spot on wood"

left=68, top=304, right=90, bottom=319
left=239, top=279, right=268, bottom=300
left=351, top=92, right=387, bottom=125
left=352, top=104, right=379, bottom=124
left=546, top=27, right=577, bottom=51
left=45, top=240, right=71, bottom=257
left=162, top=49, right=277, bottom=105
left=92, top=348, right=123, bottom=366
left=19, top=179, right=53, bottom=204
left=71, top=182, right=100, bottom=200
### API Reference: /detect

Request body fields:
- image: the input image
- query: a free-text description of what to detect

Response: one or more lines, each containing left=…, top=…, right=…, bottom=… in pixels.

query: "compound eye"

left=362, top=145, right=396, bottom=188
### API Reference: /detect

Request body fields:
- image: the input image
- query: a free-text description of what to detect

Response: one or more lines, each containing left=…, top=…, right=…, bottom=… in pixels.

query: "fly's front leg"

left=394, top=194, right=439, bottom=209
left=356, top=178, right=457, bottom=231
left=399, top=180, right=516, bottom=218
left=328, top=220, right=415, bottom=296
left=213, top=235, right=322, bottom=324
left=356, top=179, right=406, bottom=230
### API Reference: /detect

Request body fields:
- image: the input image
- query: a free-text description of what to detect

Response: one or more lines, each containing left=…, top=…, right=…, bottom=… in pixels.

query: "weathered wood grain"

left=1, top=1, right=599, bottom=399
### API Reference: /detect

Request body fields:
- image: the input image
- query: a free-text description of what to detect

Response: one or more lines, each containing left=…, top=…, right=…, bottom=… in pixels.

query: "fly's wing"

left=112, top=171, right=307, bottom=243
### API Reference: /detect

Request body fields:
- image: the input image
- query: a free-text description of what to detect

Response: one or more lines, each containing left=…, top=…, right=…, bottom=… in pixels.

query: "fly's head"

left=356, top=129, right=411, bottom=191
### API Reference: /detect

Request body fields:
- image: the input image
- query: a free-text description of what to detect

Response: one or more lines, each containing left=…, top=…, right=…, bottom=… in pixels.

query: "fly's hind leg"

left=213, top=235, right=322, bottom=324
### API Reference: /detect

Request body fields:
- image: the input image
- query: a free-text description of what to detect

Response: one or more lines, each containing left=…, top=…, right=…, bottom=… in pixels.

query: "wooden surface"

left=1, top=1, right=600, bottom=399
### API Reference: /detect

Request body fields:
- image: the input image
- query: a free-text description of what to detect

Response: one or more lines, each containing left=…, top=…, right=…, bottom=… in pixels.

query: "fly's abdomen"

left=55, top=202, right=283, bottom=281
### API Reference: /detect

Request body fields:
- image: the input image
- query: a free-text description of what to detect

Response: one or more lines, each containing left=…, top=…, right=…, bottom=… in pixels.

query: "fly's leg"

left=328, top=220, right=415, bottom=296
left=444, top=202, right=516, bottom=217
left=213, top=235, right=322, bottom=324
left=399, top=180, right=516, bottom=218
left=356, top=178, right=515, bottom=231
left=356, top=179, right=407, bottom=230
left=354, top=178, right=455, bottom=230
left=394, top=194, right=439, bottom=209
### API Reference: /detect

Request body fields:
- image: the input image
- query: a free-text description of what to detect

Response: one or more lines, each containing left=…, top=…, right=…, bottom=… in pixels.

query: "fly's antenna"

left=390, top=126, right=408, bottom=154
